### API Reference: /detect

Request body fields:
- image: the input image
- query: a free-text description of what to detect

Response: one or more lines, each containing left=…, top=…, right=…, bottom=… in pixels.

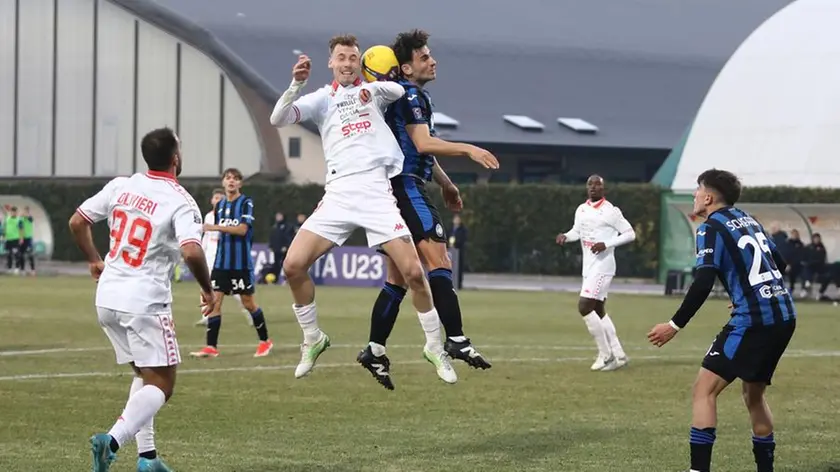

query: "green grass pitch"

left=0, top=276, right=838, bottom=471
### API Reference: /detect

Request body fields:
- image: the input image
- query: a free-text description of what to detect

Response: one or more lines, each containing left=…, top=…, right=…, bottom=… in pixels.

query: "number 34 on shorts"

left=210, top=269, right=255, bottom=295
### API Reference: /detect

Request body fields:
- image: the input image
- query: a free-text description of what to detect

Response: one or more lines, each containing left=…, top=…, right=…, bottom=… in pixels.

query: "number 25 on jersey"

left=108, top=209, right=153, bottom=267
left=738, top=232, right=782, bottom=286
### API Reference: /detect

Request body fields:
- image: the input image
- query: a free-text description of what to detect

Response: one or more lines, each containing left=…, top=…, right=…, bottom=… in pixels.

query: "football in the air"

left=361, top=45, right=399, bottom=82
left=265, top=273, right=277, bottom=284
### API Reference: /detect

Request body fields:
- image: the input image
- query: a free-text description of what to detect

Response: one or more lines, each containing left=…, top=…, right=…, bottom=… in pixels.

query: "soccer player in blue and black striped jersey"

left=357, top=29, right=500, bottom=390
left=190, top=168, right=274, bottom=359
left=648, top=169, right=796, bottom=472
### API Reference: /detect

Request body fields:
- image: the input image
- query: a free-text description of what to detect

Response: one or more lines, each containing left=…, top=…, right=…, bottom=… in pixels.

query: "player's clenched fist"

left=292, top=54, right=311, bottom=82
left=555, top=233, right=567, bottom=245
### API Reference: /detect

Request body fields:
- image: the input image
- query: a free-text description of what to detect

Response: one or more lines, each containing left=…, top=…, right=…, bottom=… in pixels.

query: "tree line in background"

left=3, top=180, right=839, bottom=279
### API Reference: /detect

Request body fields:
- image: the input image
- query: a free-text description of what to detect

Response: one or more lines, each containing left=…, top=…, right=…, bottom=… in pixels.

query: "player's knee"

left=741, top=383, right=765, bottom=408
left=577, top=299, right=594, bottom=316
left=400, top=262, right=426, bottom=290
left=282, top=257, right=306, bottom=280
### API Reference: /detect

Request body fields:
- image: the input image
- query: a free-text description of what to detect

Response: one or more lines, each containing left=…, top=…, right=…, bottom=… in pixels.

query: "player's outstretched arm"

left=648, top=267, right=717, bottom=347
left=406, top=123, right=499, bottom=170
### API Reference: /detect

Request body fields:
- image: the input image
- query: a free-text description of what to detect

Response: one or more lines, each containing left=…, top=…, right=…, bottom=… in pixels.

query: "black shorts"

left=4, top=240, right=19, bottom=254
left=210, top=269, right=255, bottom=295
left=20, top=238, right=33, bottom=254
left=390, top=176, right=446, bottom=244
left=701, top=320, right=796, bottom=385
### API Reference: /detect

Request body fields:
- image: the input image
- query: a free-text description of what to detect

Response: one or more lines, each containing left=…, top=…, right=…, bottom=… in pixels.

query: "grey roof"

left=151, top=0, right=794, bottom=149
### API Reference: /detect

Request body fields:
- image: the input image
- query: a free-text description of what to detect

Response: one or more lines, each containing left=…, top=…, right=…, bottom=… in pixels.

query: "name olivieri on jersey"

left=116, top=192, right=159, bottom=216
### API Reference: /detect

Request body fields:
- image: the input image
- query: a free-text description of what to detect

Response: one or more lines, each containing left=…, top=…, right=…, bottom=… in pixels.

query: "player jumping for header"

left=648, top=169, right=796, bottom=472
left=270, top=35, right=460, bottom=386
left=357, top=30, right=499, bottom=390
left=190, top=168, right=274, bottom=358
left=556, top=175, right=635, bottom=371
left=69, top=127, right=216, bottom=472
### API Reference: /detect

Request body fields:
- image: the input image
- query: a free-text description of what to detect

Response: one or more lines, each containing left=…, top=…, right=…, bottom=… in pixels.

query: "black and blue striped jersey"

left=695, top=207, right=796, bottom=327
left=213, top=195, right=254, bottom=271
left=385, top=79, right=436, bottom=181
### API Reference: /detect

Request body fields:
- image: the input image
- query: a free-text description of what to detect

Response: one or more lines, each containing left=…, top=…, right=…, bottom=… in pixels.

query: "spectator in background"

left=804, top=232, right=829, bottom=298
left=448, top=215, right=468, bottom=289
left=267, top=212, right=293, bottom=281
left=769, top=222, right=788, bottom=258
left=294, top=213, right=307, bottom=234
left=786, top=229, right=806, bottom=296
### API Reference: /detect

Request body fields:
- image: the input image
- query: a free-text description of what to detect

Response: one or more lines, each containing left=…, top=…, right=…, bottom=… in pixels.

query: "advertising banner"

left=179, top=243, right=460, bottom=288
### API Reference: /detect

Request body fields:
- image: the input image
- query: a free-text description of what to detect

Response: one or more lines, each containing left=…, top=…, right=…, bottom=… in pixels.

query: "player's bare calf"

left=282, top=228, right=336, bottom=378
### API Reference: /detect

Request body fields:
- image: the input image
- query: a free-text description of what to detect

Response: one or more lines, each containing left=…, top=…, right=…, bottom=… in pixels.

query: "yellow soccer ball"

left=362, top=45, right=400, bottom=82
left=265, top=273, right=277, bottom=284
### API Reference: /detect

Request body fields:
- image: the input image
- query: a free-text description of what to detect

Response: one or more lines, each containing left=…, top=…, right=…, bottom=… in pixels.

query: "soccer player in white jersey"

left=68, top=127, right=215, bottom=472
left=269, top=34, right=457, bottom=384
left=556, top=174, right=636, bottom=371
left=194, top=188, right=250, bottom=326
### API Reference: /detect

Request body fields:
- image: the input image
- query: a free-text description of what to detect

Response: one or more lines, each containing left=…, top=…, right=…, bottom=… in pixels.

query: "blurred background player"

left=194, top=188, right=250, bottom=326
left=648, top=169, right=796, bottom=472
left=3, top=206, right=23, bottom=274
left=19, top=206, right=35, bottom=275
left=68, top=127, right=215, bottom=472
left=270, top=35, right=457, bottom=386
left=556, top=175, right=635, bottom=371
left=190, top=168, right=273, bottom=358
left=357, top=30, right=499, bottom=389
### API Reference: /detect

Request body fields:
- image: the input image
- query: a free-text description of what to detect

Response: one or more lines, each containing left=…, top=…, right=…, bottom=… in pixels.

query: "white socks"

left=582, top=311, right=612, bottom=358
left=293, top=302, right=322, bottom=345
left=417, top=308, right=444, bottom=353
left=601, top=314, right=626, bottom=359
left=108, top=384, right=166, bottom=448
left=369, top=342, right=387, bottom=357
left=127, top=377, right=156, bottom=454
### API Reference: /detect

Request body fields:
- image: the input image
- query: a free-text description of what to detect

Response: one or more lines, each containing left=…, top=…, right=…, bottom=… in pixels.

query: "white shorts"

left=97, top=307, right=181, bottom=367
left=580, top=273, right=613, bottom=301
left=301, top=169, right=411, bottom=248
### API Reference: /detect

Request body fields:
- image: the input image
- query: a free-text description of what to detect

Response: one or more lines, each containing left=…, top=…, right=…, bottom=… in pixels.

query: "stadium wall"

left=0, top=0, right=296, bottom=179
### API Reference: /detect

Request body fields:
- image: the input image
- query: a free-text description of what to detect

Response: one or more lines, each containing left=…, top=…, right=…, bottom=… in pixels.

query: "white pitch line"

left=1, top=350, right=838, bottom=382
left=0, top=343, right=670, bottom=357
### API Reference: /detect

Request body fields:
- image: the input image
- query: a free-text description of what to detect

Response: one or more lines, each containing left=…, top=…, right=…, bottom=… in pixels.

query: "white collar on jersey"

left=331, top=76, right=363, bottom=91
left=586, top=198, right=605, bottom=208
left=145, top=170, right=177, bottom=182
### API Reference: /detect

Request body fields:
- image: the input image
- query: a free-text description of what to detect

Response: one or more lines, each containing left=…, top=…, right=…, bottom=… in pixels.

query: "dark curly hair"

left=392, top=29, right=430, bottom=66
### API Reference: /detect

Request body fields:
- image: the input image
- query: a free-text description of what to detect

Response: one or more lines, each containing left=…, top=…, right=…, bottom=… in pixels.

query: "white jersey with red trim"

left=270, top=77, right=406, bottom=184
left=201, top=211, right=219, bottom=261
left=564, top=198, right=635, bottom=277
left=76, top=171, right=204, bottom=314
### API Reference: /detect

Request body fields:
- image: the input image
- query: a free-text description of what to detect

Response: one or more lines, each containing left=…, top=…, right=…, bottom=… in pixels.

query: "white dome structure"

left=665, top=0, right=840, bottom=190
